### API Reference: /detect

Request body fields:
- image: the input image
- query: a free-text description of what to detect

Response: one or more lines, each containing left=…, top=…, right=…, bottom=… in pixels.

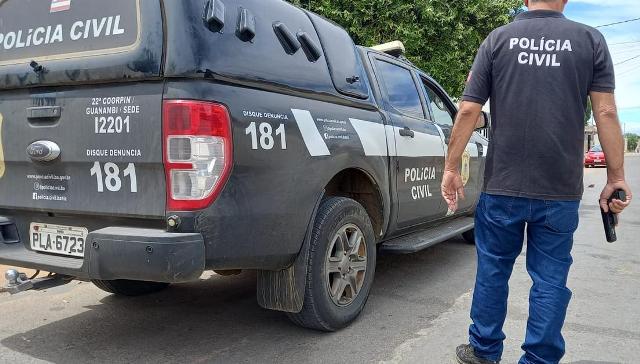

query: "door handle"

left=399, top=127, right=415, bottom=138
left=26, top=106, right=62, bottom=121
left=26, top=106, right=62, bottom=126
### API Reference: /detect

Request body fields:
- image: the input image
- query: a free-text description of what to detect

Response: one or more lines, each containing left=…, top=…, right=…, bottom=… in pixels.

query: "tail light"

left=163, top=100, right=233, bottom=211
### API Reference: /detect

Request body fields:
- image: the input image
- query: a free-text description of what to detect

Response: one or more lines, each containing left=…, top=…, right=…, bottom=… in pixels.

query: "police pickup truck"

left=0, top=0, right=488, bottom=331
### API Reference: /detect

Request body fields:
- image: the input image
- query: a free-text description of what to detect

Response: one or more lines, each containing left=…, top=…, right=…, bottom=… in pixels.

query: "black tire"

left=287, top=197, right=377, bottom=331
left=462, top=229, right=476, bottom=244
left=91, top=279, right=169, bottom=296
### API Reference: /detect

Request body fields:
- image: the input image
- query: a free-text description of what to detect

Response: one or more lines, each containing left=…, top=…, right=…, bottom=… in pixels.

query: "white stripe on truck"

left=350, top=118, right=388, bottom=156
left=291, top=109, right=331, bottom=157
left=350, top=118, right=445, bottom=157
left=292, top=111, right=449, bottom=158
left=392, top=125, right=446, bottom=157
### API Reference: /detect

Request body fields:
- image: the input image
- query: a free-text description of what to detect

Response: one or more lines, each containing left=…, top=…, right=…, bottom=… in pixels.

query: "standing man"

left=442, top=1, right=633, bottom=363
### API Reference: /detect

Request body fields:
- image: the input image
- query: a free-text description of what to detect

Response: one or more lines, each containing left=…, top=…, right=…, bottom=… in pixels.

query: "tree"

left=289, top=0, right=522, bottom=97
left=626, top=133, right=639, bottom=152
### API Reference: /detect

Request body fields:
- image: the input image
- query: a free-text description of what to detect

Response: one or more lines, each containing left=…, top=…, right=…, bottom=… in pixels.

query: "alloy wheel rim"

left=325, top=223, right=367, bottom=307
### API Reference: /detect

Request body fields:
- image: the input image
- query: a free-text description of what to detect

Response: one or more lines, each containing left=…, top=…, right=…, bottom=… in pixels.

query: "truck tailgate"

left=0, top=83, right=166, bottom=218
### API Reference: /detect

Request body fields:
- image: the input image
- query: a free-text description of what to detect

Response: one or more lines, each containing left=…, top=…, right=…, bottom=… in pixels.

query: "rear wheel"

left=462, top=229, right=476, bottom=244
left=287, top=197, right=376, bottom=331
left=92, top=279, right=169, bottom=296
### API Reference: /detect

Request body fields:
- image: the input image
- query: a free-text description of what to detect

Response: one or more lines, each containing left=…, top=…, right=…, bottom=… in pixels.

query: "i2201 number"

left=90, top=162, right=137, bottom=193
left=95, top=116, right=130, bottom=134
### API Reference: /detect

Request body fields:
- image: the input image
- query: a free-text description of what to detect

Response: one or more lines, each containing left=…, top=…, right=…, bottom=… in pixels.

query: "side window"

left=424, top=83, right=454, bottom=127
left=423, top=81, right=455, bottom=143
left=375, top=60, right=425, bottom=119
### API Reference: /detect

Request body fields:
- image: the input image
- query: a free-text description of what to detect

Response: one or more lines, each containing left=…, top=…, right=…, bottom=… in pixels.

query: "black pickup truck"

left=0, top=0, right=488, bottom=331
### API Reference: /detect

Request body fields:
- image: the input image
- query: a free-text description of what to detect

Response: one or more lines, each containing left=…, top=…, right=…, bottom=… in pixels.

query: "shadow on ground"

left=1, top=238, right=476, bottom=364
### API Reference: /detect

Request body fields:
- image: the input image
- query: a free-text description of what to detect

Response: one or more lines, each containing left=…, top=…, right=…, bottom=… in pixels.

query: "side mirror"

left=475, top=111, right=490, bottom=130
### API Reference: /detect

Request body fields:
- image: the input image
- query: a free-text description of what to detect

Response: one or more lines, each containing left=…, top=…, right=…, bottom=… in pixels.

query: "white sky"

left=564, top=0, right=640, bottom=133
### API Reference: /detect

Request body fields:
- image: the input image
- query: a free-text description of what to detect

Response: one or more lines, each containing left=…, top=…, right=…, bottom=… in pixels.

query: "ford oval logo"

left=27, top=141, right=61, bottom=162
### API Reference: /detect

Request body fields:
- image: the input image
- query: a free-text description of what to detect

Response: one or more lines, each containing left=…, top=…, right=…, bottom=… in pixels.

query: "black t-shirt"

left=463, top=10, right=615, bottom=201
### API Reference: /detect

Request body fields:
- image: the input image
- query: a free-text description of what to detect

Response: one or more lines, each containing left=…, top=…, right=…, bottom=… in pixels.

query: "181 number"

left=90, top=162, right=138, bottom=193
left=245, top=122, right=287, bottom=150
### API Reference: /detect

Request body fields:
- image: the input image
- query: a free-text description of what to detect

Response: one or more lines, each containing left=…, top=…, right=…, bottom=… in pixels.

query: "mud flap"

left=256, top=191, right=323, bottom=313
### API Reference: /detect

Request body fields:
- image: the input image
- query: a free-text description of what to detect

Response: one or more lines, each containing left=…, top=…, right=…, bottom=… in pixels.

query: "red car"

left=584, top=145, right=606, bottom=167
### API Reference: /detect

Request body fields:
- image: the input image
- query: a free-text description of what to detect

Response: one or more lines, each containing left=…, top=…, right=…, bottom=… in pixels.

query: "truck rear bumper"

left=0, top=223, right=205, bottom=283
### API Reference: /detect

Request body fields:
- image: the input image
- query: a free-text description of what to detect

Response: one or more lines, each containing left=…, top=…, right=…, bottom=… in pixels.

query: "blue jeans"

left=469, top=193, right=580, bottom=364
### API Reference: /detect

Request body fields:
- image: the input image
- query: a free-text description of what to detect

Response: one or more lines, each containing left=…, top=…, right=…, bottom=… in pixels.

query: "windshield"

left=590, top=146, right=603, bottom=152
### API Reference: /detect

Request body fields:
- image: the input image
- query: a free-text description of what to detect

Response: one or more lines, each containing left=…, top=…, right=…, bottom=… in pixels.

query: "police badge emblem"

left=461, top=149, right=470, bottom=186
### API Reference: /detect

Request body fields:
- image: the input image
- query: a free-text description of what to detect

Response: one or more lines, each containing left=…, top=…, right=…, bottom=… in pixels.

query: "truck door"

left=371, top=58, right=446, bottom=229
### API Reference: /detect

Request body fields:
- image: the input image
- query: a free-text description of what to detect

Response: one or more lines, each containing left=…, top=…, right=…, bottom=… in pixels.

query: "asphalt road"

left=1, top=156, right=638, bottom=364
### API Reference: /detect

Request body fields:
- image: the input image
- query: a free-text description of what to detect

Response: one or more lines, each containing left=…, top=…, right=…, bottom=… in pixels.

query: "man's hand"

left=600, top=180, right=632, bottom=214
left=591, top=91, right=632, bottom=215
left=442, top=101, right=482, bottom=213
left=442, top=170, right=466, bottom=212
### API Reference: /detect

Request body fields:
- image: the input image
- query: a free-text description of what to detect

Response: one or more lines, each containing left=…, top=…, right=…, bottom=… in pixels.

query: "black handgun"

left=600, top=189, right=626, bottom=243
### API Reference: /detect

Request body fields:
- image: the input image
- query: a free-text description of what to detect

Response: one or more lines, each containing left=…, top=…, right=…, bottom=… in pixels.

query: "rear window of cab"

left=0, top=0, right=140, bottom=66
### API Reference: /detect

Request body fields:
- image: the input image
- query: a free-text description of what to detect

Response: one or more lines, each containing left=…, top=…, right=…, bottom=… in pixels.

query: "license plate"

left=30, top=223, right=88, bottom=258
left=595, top=159, right=602, bottom=163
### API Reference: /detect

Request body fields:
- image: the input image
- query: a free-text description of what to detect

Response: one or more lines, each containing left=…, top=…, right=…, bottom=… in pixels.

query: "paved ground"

left=1, top=156, right=638, bottom=364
